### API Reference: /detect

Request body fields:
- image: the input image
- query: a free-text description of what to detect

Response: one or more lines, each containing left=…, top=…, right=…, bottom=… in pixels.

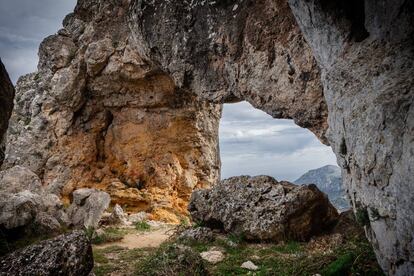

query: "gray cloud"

left=0, top=0, right=76, bottom=82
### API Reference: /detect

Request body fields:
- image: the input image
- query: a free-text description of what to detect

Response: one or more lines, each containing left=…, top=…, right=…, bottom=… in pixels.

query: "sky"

left=0, top=0, right=77, bottom=83
left=0, top=1, right=338, bottom=182
left=220, top=102, right=337, bottom=181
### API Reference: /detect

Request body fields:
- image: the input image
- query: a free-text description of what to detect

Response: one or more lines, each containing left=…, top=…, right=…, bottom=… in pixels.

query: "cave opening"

left=219, top=101, right=349, bottom=211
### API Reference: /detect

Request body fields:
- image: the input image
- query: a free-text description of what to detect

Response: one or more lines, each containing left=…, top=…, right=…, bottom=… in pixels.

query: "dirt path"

left=96, top=225, right=174, bottom=250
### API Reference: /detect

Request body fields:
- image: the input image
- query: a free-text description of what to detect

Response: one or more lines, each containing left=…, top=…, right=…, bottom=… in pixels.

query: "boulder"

left=0, top=191, right=42, bottom=229
left=0, top=165, right=42, bottom=194
left=0, top=166, right=67, bottom=233
left=189, top=176, right=339, bottom=242
left=103, top=204, right=128, bottom=225
left=0, top=231, right=93, bottom=276
left=67, top=188, right=111, bottom=228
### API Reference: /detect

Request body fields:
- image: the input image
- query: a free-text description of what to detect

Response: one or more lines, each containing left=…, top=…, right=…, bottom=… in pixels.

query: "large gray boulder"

left=0, top=231, right=93, bottom=276
left=67, top=188, right=110, bottom=228
left=0, top=59, right=14, bottom=166
left=189, top=176, right=339, bottom=242
left=0, top=166, right=68, bottom=233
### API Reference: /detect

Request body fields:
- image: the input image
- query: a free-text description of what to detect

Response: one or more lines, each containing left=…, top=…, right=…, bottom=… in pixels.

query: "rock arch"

left=3, top=0, right=413, bottom=274
left=130, top=0, right=414, bottom=274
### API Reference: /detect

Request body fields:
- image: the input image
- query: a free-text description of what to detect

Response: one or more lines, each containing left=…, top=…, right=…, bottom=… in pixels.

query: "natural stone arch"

left=130, top=0, right=328, bottom=142
left=129, top=0, right=414, bottom=274
left=2, top=0, right=413, bottom=274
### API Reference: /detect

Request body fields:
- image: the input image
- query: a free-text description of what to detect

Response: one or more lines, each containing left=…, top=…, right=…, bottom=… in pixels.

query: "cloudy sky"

left=0, top=0, right=77, bottom=83
left=0, top=1, right=338, bottom=182
left=220, top=102, right=337, bottom=181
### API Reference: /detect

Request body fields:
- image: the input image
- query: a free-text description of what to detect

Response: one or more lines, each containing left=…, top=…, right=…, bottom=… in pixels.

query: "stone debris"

left=200, top=250, right=225, bottom=264
left=241, top=261, right=259, bottom=271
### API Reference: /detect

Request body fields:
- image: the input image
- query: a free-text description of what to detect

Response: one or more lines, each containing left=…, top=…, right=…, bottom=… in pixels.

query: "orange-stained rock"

left=2, top=0, right=221, bottom=223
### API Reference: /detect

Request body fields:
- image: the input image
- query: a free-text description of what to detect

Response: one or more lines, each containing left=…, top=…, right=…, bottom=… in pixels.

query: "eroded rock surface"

left=287, top=1, right=414, bottom=274
left=189, top=176, right=339, bottom=241
left=130, top=0, right=327, bottom=141
left=3, top=0, right=221, bottom=222
left=0, top=231, right=93, bottom=276
left=0, top=166, right=68, bottom=234
left=67, top=188, right=110, bottom=228
left=0, top=59, right=14, bottom=166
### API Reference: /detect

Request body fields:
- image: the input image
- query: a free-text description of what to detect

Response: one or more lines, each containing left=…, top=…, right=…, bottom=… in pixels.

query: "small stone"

left=107, top=204, right=128, bottom=225
left=200, top=250, right=225, bottom=264
left=241, top=261, right=259, bottom=271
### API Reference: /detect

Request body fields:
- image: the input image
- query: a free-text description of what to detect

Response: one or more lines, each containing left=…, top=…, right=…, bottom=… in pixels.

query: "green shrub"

left=135, top=221, right=151, bottom=232
left=322, top=253, right=354, bottom=276
left=356, top=208, right=370, bottom=226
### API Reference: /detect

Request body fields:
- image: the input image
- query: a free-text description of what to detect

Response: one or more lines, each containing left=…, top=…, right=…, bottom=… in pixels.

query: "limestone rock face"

left=3, top=0, right=221, bottom=222
left=287, top=1, right=414, bottom=274
left=0, top=59, right=14, bottom=166
left=0, top=231, right=93, bottom=276
left=189, top=176, right=339, bottom=241
left=67, top=188, right=110, bottom=228
left=130, top=0, right=328, bottom=142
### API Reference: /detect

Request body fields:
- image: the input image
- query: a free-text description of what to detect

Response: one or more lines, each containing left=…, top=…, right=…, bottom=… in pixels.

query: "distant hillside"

left=294, top=165, right=350, bottom=211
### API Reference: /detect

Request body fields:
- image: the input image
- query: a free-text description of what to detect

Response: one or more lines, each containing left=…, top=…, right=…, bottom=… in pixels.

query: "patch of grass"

left=119, top=248, right=148, bottom=262
left=92, top=228, right=128, bottom=245
left=322, top=252, right=354, bottom=276
left=135, top=221, right=151, bottom=232
left=134, top=243, right=207, bottom=276
left=270, top=241, right=302, bottom=254
left=93, top=250, right=109, bottom=264
left=94, top=263, right=118, bottom=276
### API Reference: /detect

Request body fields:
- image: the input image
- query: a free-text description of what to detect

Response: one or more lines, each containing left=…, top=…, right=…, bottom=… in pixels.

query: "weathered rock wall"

left=3, top=0, right=221, bottom=223
left=0, top=59, right=14, bottom=166
left=288, top=1, right=414, bottom=274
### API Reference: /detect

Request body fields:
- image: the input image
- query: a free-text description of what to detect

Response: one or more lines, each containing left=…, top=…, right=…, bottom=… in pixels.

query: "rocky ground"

left=92, top=212, right=383, bottom=276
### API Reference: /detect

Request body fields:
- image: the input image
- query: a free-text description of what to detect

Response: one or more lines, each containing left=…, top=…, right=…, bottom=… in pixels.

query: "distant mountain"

left=294, top=165, right=350, bottom=211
